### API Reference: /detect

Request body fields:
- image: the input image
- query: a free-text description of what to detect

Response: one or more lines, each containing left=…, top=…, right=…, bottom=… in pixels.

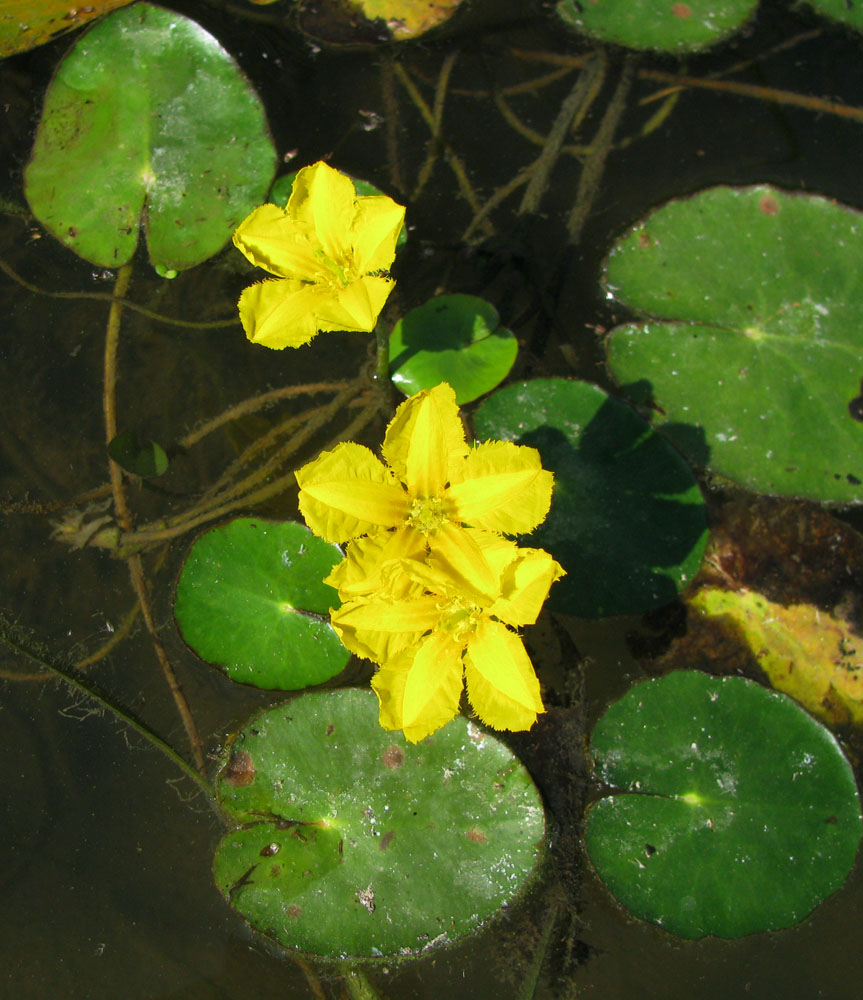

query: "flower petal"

left=287, top=161, right=357, bottom=263
left=382, top=383, right=468, bottom=497
left=325, top=528, right=427, bottom=600
left=423, top=523, right=508, bottom=605
left=331, top=595, right=441, bottom=664
left=233, top=203, right=323, bottom=280
left=314, top=274, right=395, bottom=333
left=446, top=440, right=554, bottom=534
left=372, top=632, right=464, bottom=742
left=351, top=195, right=405, bottom=273
left=488, top=548, right=566, bottom=626
left=238, top=279, right=320, bottom=349
left=463, top=619, right=544, bottom=731
left=296, top=442, right=410, bottom=543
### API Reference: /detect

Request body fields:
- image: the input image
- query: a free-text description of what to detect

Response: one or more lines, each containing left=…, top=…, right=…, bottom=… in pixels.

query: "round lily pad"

left=605, top=185, right=863, bottom=503
left=472, top=378, right=708, bottom=617
left=555, top=0, right=758, bottom=53
left=585, top=671, right=862, bottom=939
left=389, top=294, right=517, bottom=404
left=173, top=518, right=347, bottom=690
left=213, top=688, right=546, bottom=958
left=24, top=3, right=276, bottom=273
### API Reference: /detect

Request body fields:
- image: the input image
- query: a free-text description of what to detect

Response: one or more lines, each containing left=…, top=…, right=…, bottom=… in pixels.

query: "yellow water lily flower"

left=233, top=161, right=405, bottom=349
left=331, top=526, right=565, bottom=741
left=296, top=383, right=554, bottom=567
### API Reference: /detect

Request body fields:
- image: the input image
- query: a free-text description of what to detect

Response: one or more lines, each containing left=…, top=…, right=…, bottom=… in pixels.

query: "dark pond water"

left=2, top=0, right=863, bottom=996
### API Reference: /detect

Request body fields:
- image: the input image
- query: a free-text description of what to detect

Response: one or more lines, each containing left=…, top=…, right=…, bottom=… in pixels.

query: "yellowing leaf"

left=690, top=586, right=863, bottom=727
left=0, top=0, right=132, bottom=57
left=349, top=0, right=467, bottom=40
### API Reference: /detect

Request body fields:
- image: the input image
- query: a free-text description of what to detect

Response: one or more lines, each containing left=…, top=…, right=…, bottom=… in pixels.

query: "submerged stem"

left=0, top=618, right=212, bottom=798
left=102, top=265, right=207, bottom=776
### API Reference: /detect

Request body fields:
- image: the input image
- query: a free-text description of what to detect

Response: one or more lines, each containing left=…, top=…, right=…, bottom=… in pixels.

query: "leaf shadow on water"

left=515, top=387, right=711, bottom=617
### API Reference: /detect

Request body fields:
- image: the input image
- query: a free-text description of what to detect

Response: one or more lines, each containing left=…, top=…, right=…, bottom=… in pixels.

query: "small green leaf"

left=605, top=185, right=863, bottom=503
left=555, top=0, right=758, bottom=53
left=585, top=671, right=862, bottom=938
left=472, top=378, right=707, bottom=617
left=389, top=295, right=517, bottom=404
left=214, top=688, right=546, bottom=958
left=107, top=429, right=168, bottom=477
left=173, top=518, right=348, bottom=690
left=25, top=3, right=276, bottom=273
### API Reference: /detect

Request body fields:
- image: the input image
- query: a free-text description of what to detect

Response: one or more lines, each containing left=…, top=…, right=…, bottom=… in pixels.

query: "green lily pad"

left=605, top=185, right=863, bottom=503
left=25, top=3, right=276, bottom=273
left=803, top=0, right=863, bottom=30
left=173, top=518, right=347, bottom=690
left=213, top=688, right=546, bottom=958
left=389, top=295, right=517, bottom=404
left=555, top=0, right=758, bottom=53
left=585, top=671, right=862, bottom=939
left=472, top=378, right=707, bottom=617
left=108, top=429, right=168, bottom=477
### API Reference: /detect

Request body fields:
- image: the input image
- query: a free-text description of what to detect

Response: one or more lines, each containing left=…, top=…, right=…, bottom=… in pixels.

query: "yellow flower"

left=296, top=383, right=554, bottom=563
left=330, top=528, right=565, bottom=742
left=233, top=161, right=405, bottom=349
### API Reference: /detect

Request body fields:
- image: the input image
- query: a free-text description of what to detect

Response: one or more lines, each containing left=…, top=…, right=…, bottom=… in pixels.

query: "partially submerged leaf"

left=690, top=586, right=863, bottom=727
left=108, top=429, right=168, bottom=477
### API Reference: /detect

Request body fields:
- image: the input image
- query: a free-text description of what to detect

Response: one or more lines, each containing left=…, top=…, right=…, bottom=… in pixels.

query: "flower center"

left=407, top=496, right=449, bottom=534
left=438, top=598, right=480, bottom=642
left=313, top=248, right=354, bottom=288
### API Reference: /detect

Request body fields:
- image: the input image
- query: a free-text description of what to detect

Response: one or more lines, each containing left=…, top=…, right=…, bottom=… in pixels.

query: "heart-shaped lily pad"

left=173, top=518, right=347, bottom=690
left=472, top=378, right=707, bottom=617
left=25, top=3, right=276, bottom=273
left=605, top=185, right=863, bottom=503
left=213, top=688, right=546, bottom=958
left=555, top=0, right=758, bottom=54
left=585, top=671, right=862, bottom=939
left=389, top=295, right=517, bottom=404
